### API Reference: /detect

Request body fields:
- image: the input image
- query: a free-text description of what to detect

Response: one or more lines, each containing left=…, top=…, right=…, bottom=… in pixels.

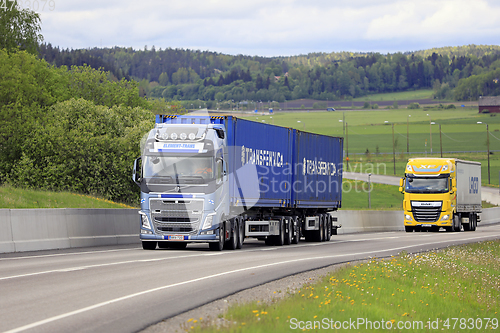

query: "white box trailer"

left=455, top=159, right=482, bottom=213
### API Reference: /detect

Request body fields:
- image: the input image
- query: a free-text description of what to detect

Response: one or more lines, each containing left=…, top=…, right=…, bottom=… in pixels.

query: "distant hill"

left=38, top=44, right=500, bottom=106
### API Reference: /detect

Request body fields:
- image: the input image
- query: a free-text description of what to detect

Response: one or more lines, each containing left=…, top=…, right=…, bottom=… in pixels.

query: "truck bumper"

left=140, top=228, right=221, bottom=243
left=403, top=212, right=452, bottom=227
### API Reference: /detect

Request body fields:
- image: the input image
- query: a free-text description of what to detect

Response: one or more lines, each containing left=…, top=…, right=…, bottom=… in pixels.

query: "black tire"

left=316, top=215, right=325, bottom=242
left=325, top=215, right=331, bottom=241
left=468, top=214, right=477, bottom=231
left=291, top=216, right=300, bottom=244
left=452, top=214, right=462, bottom=232
left=284, top=217, right=292, bottom=245
left=236, top=217, right=244, bottom=249
left=405, top=226, right=414, bottom=232
left=169, top=242, right=187, bottom=249
left=275, top=218, right=285, bottom=246
left=142, top=241, right=157, bottom=250
left=226, top=218, right=238, bottom=250
left=209, top=224, right=224, bottom=251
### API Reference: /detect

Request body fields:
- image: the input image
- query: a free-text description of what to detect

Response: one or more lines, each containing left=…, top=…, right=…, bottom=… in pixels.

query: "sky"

left=35, top=0, right=500, bottom=57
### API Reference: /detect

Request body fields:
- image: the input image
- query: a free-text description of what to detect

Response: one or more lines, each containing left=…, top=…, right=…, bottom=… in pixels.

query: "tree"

left=0, top=1, right=43, bottom=54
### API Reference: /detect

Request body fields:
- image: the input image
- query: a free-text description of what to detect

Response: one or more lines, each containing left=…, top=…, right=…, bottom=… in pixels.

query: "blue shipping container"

left=225, top=117, right=342, bottom=210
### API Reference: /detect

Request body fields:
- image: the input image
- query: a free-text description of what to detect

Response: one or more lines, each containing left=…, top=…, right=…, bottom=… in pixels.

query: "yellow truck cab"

left=400, top=158, right=481, bottom=232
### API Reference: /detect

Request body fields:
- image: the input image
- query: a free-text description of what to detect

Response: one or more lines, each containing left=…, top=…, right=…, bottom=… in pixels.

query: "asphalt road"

left=1, top=225, right=500, bottom=333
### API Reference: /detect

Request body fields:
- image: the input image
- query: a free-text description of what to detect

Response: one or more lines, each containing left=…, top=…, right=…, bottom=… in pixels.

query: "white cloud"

left=365, top=0, right=500, bottom=41
left=39, top=0, right=500, bottom=56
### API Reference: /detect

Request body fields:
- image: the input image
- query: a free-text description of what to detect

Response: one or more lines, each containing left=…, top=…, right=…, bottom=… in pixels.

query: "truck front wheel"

left=236, top=217, right=244, bottom=249
left=209, top=225, right=225, bottom=251
left=449, top=214, right=462, bottom=232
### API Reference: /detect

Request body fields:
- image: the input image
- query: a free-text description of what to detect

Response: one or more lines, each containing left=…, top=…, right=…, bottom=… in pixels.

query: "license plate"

left=421, top=224, right=432, bottom=227
left=168, top=235, right=184, bottom=241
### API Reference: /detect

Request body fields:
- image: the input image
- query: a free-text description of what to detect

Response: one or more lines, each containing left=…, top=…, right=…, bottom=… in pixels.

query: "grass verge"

left=341, top=180, right=402, bottom=210
left=189, top=240, right=500, bottom=332
left=0, top=185, right=136, bottom=209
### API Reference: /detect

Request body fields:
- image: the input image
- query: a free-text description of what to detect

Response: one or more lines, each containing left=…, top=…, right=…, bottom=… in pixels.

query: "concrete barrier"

left=480, top=207, right=500, bottom=225
left=333, top=210, right=404, bottom=234
left=0, top=209, right=139, bottom=253
left=0, top=208, right=498, bottom=254
left=332, top=207, right=499, bottom=235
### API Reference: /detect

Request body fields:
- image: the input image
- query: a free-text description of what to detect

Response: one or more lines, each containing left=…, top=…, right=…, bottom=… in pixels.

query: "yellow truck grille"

left=411, top=201, right=442, bottom=223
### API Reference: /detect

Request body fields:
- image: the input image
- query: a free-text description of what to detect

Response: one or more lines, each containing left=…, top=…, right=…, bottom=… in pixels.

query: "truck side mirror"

left=132, top=157, right=142, bottom=186
left=399, top=178, right=404, bottom=193
left=451, top=178, right=457, bottom=193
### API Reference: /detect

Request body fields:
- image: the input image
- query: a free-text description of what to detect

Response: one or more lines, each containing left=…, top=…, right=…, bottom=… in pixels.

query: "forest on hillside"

left=39, top=44, right=500, bottom=108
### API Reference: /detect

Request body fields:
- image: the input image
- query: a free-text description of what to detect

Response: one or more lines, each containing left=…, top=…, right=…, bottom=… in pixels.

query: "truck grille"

left=150, top=198, right=203, bottom=235
left=411, top=201, right=442, bottom=223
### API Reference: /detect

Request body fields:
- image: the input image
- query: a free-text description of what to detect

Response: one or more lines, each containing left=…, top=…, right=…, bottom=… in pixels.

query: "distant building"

left=478, top=96, right=500, bottom=113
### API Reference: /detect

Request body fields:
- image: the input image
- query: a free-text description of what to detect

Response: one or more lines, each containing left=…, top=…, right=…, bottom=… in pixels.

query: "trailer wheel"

left=316, top=214, right=326, bottom=242
left=325, top=215, right=332, bottom=241
left=142, top=241, right=157, bottom=250
left=209, top=224, right=225, bottom=251
left=275, top=217, right=285, bottom=246
left=290, top=216, right=300, bottom=244
left=284, top=217, right=292, bottom=245
left=236, top=217, right=244, bottom=249
left=467, top=213, right=477, bottom=231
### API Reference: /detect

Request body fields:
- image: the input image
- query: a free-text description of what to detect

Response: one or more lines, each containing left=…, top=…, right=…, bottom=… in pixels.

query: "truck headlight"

left=441, top=214, right=449, bottom=221
left=140, top=212, right=152, bottom=230
left=202, top=213, right=215, bottom=230
left=405, top=214, right=412, bottom=221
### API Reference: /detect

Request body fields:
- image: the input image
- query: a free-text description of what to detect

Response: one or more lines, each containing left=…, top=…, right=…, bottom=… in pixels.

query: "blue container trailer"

left=133, top=115, right=342, bottom=250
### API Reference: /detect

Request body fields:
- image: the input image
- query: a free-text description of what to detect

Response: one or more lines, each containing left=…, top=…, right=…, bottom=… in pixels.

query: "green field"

left=341, top=180, right=402, bottom=210
left=247, top=108, right=500, bottom=186
left=190, top=240, right=500, bottom=333
left=0, top=185, right=135, bottom=209
left=352, top=89, right=434, bottom=102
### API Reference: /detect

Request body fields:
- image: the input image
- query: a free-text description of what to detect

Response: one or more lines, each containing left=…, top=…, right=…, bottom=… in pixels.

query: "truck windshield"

left=143, top=156, right=214, bottom=184
left=405, top=176, right=449, bottom=193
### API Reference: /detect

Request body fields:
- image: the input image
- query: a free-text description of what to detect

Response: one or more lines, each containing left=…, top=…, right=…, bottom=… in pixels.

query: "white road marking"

left=0, top=247, right=141, bottom=261
left=4, top=232, right=500, bottom=333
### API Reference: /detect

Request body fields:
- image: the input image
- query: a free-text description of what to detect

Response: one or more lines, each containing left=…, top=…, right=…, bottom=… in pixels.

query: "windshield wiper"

left=146, top=176, right=173, bottom=184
